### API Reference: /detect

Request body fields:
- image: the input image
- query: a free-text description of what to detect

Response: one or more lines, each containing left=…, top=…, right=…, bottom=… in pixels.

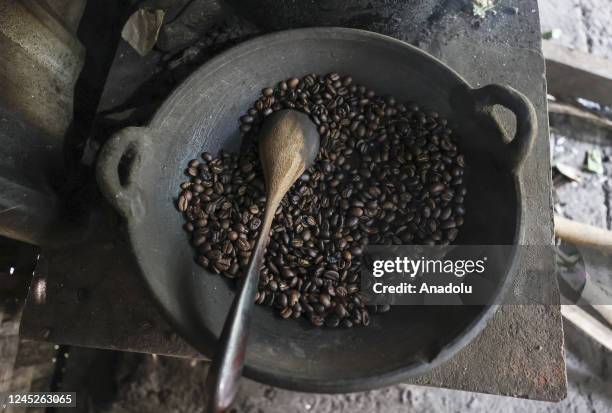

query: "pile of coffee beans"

left=177, top=73, right=466, bottom=328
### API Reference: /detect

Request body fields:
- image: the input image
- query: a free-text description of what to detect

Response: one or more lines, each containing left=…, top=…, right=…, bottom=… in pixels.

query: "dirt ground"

left=539, top=0, right=612, bottom=59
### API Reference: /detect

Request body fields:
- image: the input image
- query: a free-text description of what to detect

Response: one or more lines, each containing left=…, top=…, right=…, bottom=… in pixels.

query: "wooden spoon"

left=205, top=110, right=320, bottom=413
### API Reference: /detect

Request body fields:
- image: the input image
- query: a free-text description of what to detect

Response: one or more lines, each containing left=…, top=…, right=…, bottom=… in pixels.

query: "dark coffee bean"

left=192, top=234, right=206, bottom=247
left=362, top=310, right=370, bottom=326
left=441, top=220, right=456, bottom=229
left=276, top=293, right=288, bottom=308
left=180, top=73, right=466, bottom=329
left=206, top=249, right=222, bottom=261
left=377, top=304, right=391, bottom=313
left=456, top=155, right=465, bottom=167
left=368, top=186, right=382, bottom=197
left=281, top=267, right=295, bottom=279
left=335, top=303, right=349, bottom=318
left=178, top=195, right=189, bottom=212
left=214, top=258, right=231, bottom=272
left=319, top=293, right=332, bottom=308
left=310, top=315, right=324, bottom=326
left=430, top=183, right=446, bottom=194
left=197, top=255, right=209, bottom=267
left=325, top=315, right=340, bottom=327
left=440, top=207, right=452, bottom=221
left=280, top=307, right=292, bottom=318
left=237, top=238, right=251, bottom=251
left=240, top=115, right=254, bottom=124
left=250, top=218, right=262, bottom=231
left=287, top=77, right=299, bottom=89
left=323, top=270, right=340, bottom=281
left=336, top=286, right=348, bottom=297
left=289, top=290, right=300, bottom=306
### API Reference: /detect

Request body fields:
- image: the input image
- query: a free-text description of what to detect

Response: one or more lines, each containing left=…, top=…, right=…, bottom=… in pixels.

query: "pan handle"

left=471, top=84, right=537, bottom=171
left=96, top=127, right=149, bottom=222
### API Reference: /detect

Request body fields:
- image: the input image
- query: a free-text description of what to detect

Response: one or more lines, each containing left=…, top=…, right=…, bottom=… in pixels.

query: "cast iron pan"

left=96, top=28, right=536, bottom=393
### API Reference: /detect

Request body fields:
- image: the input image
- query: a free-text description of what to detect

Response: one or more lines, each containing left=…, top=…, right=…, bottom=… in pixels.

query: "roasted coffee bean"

left=325, top=315, right=340, bottom=327
left=206, top=249, right=222, bottom=261
left=237, top=238, right=251, bottom=251
left=310, top=314, right=324, bottom=327
left=281, top=267, right=295, bottom=279
left=441, top=219, right=456, bottom=229
left=178, top=195, right=189, bottom=212
left=196, top=255, right=209, bottom=267
left=250, top=217, right=262, bottom=231
left=287, top=77, right=299, bottom=89
left=429, top=182, right=446, bottom=194
left=377, top=304, right=391, bottom=313
left=289, top=290, right=300, bottom=306
left=446, top=228, right=459, bottom=241
left=335, top=303, right=349, bottom=318
left=319, top=293, right=332, bottom=308
left=362, top=310, right=371, bottom=326
left=177, top=73, right=466, bottom=328
left=323, top=270, right=340, bottom=281
left=214, top=258, right=231, bottom=272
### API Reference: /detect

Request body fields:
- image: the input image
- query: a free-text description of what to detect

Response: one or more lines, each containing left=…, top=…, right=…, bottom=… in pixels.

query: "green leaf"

left=473, top=0, right=496, bottom=18
left=542, top=29, right=562, bottom=40
left=584, top=148, right=604, bottom=174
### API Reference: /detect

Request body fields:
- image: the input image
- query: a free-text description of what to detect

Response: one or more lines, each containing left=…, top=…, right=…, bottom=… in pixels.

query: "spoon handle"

left=205, top=203, right=277, bottom=413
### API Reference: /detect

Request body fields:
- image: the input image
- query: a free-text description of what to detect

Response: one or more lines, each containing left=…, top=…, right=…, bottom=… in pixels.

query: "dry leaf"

left=121, top=9, right=165, bottom=56
left=554, top=163, right=583, bottom=182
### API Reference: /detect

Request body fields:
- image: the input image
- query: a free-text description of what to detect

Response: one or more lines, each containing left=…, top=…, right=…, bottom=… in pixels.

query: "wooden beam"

left=543, top=42, right=612, bottom=108
left=548, top=101, right=612, bottom=130
left=561, top=305, right=612, bottom=352
left=554, top=215, right=612, bottom=255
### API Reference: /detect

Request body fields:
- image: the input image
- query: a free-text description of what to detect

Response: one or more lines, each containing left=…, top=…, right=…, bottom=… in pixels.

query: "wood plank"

left=543, top=42, right=612, bottom=107
left=561, top=305, right=612, bottom=351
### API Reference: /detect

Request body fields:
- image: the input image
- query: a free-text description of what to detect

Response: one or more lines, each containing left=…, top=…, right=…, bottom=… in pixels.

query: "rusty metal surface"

left=20, top=0, right=565, bottom=401
left=20, top=204, right=200, bottom=358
